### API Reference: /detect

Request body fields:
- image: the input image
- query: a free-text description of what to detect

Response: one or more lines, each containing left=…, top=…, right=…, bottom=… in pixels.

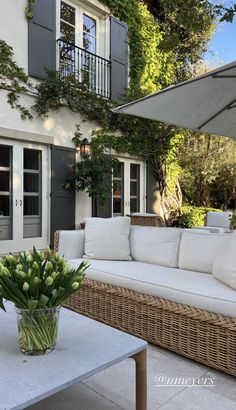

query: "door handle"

left=15, top=199, right=18, bottom=206
left=20, top=200, right=22, bottom=206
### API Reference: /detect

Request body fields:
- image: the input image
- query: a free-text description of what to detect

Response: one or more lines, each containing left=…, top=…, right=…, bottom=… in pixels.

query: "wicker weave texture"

left=64, top=279, right=236, bottom=376
left=130, top=214, right=165, bottom=227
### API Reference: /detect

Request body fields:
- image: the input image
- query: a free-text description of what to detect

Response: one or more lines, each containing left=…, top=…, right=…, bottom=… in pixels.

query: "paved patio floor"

left=27, top=344, right=236, bottom=410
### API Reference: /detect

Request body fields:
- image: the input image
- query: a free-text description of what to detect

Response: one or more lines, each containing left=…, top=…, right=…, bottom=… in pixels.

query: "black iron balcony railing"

left=57, top=39, right=111, bottom=99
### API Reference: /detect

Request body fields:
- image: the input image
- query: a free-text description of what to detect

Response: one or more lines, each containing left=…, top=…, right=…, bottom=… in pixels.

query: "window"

left=112, top=159, right=145, bottom=217
left=23, top=149, right=42, bottom=238
left=113, top=162, right=124, bottom=216
left=130, top=164, right=140, bottom=213
left=83, top=14, right=96, bottom=53
left=58, top=1, right=111, bottom=97
left=0, top=145, right=12, bottom=240
left=60, top=1, right=75, bottom=43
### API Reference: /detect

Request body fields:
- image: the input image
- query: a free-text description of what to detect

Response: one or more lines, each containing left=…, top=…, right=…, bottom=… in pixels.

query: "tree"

left=144, top=1, right=236, bottom=24
left=178, top=132, right=236, bottom=209
left=214, top=2, right=236, bottom=22
left=64, top=140, right=118, bottom=217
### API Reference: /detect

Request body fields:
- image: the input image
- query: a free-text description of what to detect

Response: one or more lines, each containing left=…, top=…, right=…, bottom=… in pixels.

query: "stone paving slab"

left=27, top=344, right=236, bottom=410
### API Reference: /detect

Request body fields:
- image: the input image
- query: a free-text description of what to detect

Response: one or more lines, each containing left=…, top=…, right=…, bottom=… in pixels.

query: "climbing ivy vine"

left=0, top=40, right=33, bottom=119
left=2, top=0, right=216, bottom=218
left=25, top=0, right=36, bottom=19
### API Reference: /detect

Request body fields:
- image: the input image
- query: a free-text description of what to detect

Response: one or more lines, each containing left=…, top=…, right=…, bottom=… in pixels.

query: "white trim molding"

left=0, top=127, right=54, bottom=145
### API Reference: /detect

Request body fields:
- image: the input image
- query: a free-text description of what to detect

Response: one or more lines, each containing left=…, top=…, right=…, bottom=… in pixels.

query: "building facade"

left=0, top=0, right=156, bottom=254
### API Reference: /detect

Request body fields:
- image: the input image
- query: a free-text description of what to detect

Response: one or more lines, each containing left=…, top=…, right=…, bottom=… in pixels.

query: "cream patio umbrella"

left=113, top=61, right=236, bottom=139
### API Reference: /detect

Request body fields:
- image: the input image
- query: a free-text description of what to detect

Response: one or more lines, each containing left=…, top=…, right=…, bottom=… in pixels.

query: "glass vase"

left=15, top=306, right=60, bottom=355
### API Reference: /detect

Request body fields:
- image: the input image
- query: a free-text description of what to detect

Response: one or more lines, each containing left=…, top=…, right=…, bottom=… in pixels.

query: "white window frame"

left=57, top=0, right=108, bottom=61
left=112, top=157, right=146, bottom=217
left=0, top=139, right=50, bottom=254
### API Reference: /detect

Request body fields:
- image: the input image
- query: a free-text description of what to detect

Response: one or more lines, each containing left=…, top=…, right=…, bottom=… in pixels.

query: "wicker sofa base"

left=64, top=278, right=236, bottom=376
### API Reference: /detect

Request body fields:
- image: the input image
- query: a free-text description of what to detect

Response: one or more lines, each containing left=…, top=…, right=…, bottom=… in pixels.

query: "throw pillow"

left=84, top=217, right=132, bottom=260
left=178, top=231, right=230, bottom=274
left=213, top=231, right=236, bottom=289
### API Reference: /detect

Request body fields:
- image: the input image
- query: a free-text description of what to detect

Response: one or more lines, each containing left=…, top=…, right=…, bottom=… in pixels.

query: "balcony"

left=57, top=39, right=111, bottom=99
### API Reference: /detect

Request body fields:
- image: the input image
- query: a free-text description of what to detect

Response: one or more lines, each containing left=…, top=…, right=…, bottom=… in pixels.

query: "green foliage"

left=25, top=0, right=36, bottom=19
left=178, top=133, right=236, bottom=209
left=0, top=247, right=88, bottom=312
left=0, top=40, right=33, bottom=119
left=173, top=205, right=221, bottom=228
left=101, top=0, right=214, bottom=91
left=214, top=2, right=236, bottom=22
left=34, top=70, right=184, bottom=195
left=64, top=139, right=118, bottom=215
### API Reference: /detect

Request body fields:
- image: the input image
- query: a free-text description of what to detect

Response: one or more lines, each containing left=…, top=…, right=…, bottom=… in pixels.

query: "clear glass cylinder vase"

left=15, top=306, right=60, bottom=355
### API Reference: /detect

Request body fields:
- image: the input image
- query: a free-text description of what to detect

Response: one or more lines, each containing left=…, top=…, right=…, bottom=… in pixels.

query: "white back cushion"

left=58, top=230, right=85, bottom=259
left=130, top=226, right=181, bottom=268
left=213, top=231, right=236, bottom=289
left=178, top=231, right=230, bottom=274
left=207, top=211, right=232, bottom=229
left=84, top=217, right=132, bottom=260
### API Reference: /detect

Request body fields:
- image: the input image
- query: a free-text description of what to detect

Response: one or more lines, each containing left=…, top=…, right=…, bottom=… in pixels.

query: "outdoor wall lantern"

left=80, top=138, right=91, bottom=157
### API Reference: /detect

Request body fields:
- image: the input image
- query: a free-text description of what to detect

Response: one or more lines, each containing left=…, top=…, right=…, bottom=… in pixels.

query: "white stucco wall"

left=0, top=90, right=100, bottom=148
left=0, top=0, right=28, bottom=72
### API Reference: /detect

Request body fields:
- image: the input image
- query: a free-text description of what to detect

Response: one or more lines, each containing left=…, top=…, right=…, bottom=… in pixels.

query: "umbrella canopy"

left=113, top=61, right=236, bottom=139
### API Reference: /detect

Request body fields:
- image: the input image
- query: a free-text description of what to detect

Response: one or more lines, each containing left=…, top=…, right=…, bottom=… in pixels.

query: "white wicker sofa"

left=55, top=225, right=236, bottom=376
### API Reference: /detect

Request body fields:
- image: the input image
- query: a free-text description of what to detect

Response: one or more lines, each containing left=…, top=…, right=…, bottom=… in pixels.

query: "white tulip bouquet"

left=0, top=247, right=88, bottom=354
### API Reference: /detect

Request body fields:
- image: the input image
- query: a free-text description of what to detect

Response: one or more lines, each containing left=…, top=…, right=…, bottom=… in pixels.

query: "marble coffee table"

left=0, top=303, right=147, bottom=410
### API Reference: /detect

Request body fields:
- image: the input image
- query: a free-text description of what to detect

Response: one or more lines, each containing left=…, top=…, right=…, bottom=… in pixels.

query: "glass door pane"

left=83, top=14, right=97, bottom=91
left=130, top=163, right=140, bottom=213
left=113, top=162, right=124, bottom=216
left=59, top=1, right=76, bottom=76
left=23, top=149, right=42, bottom=238
left=0, top=145, right=12, bottom=240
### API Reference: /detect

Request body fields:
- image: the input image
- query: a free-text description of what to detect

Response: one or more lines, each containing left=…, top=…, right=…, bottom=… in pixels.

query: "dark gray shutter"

left=110, top=16, right=128, bottom=102
left=50, top=146, right=75, bottom=247
left=146, top=164, right=158, bottom=212
left=28, top=0, right=56, bottom=79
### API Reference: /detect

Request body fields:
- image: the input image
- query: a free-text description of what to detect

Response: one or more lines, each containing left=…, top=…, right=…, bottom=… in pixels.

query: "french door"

left=0, top=139, right=49, bottom=254
left=112, top=159, right=145, bottom=216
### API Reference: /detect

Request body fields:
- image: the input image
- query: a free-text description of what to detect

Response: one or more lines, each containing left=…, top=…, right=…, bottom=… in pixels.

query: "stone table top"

left=0, top=302, right=147, bottom=410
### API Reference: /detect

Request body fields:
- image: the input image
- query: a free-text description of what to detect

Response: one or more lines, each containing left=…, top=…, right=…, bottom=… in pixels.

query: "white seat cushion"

left=130, top=226, right=181, bottom=268
left=213, top=231, right=236, bottom=290
left=69, top=259, right=236, bottom=318
left=178, top=231, right=230, bottom=273
left=84, top=217, right=132, bottom=261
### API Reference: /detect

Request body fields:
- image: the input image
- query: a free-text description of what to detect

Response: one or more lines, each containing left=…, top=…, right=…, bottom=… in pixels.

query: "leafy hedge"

left=173, top=205, right=222, bottom=228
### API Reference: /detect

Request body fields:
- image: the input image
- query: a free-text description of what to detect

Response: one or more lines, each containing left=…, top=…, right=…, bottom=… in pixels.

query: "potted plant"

left=0, top=246, right=88, bottom=355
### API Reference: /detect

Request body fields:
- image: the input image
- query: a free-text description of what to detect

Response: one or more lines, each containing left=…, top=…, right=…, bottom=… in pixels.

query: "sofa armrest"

left=54, top=230, right=85, bottom=260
